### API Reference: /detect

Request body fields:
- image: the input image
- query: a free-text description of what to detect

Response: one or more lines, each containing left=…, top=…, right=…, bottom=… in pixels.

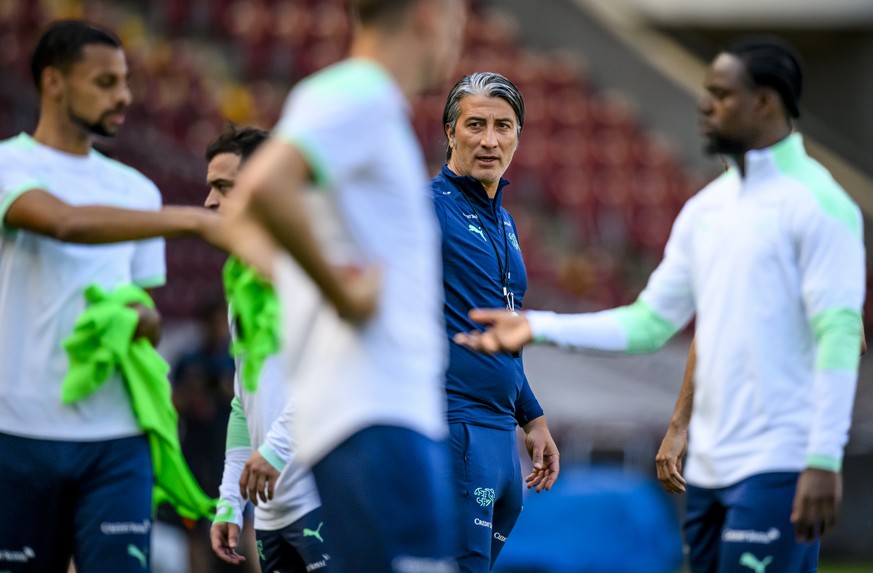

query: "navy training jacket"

left=432, top=164, right=544, bottom=430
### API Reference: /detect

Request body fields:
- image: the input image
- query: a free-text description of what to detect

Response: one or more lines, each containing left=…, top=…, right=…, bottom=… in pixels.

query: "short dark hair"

left=722, top=36, right=804, bottom=119
left=442, top=72, right=525, bottom=160
left=31, top=20, right=121, bottom=92
left=205, top=124, right=269, bottom=163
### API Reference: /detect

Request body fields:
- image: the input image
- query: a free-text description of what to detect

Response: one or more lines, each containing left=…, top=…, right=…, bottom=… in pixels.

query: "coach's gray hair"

left=442, top=72, right=525, bottom=160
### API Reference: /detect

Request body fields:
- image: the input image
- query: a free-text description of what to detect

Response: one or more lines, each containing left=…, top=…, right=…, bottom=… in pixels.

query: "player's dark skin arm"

left=791, top=323, right=866, bottom=541
left=792, top=469, right=841, bottom=542
left=655, top=337, right=694, bottom=493
left=655, top=325, right=864, bottom=498
left=4, top=188, right=218, bottom=244
left=661, top=335, right=864, bottom=538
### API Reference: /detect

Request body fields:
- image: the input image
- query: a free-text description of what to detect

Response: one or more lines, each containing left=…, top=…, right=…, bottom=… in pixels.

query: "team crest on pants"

left=474, top=487, right=495, bottom=507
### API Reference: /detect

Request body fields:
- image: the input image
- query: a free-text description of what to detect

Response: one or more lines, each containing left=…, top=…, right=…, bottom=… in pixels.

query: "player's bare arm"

left=4, top=188, right=218, bottom=244
left=656, top=338, right=695, bottom=493
left=231, top=138, right=380, bottom=323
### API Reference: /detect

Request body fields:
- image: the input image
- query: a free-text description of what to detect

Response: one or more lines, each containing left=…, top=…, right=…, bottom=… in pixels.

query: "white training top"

left=217, top=309, right=321, bottom=531
left=0, top=133, right=166, bottom=441
left=271, top=58, right=448, bottom=465
left=528, top=134, right=865, bottom=487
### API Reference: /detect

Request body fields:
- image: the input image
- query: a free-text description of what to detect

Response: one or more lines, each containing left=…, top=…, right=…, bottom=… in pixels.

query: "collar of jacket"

left=728, top=132, right=806, bottom=184
left=441, top=164, right=510, bottom=212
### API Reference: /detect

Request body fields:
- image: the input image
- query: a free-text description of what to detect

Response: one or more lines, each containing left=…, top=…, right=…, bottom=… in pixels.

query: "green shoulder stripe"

left=773, top=141, right=860, bottom=238
left=0, top=133, right=38, bottom=150
left=299, top=58, right=391, bottom=101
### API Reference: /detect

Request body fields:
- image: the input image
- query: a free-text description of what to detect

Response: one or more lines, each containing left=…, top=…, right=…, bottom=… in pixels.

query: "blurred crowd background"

left=3, top=0, right=873, bottom=571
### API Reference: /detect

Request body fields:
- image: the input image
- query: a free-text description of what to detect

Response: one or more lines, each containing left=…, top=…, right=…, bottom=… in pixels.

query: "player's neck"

left=734, top=124, right=792, bottom=178
left=32, top=112, right=92, bottom=156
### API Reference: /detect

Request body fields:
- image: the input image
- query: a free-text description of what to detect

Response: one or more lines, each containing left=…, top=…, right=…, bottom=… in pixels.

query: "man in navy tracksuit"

left=432, top=72, right=560, bottom=572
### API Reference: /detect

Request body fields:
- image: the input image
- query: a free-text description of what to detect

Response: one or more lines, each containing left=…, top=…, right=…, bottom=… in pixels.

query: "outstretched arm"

left=456, top=201, right=699, bottom=355
left=226, top=139, right=379, bottom=323
left=455, top=296, right=687, bottom=356
left=656, top=338, right=695, bottom=493
left=4, top=188, right=216, bottom=243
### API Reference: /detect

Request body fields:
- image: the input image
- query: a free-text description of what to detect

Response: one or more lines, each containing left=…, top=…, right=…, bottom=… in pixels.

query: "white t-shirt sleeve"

left=131, top=181, right=166, bottom=288
left=272, top=70, right=384, bottom=189
left=0, top=162, right=45, bottom=231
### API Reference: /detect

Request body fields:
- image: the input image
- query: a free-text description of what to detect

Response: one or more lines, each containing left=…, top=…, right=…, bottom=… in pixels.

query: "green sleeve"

left=612, top=299, right=681, bottom=354
left=811, top=307, right=862, bottom=371
left=226, top=397, right=251, bottom=450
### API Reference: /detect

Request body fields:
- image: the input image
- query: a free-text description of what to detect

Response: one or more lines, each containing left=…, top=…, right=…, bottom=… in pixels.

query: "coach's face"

left=51, top=44, right=132, bottom=137
left=205, top=152, right=242, bottom=213
left=698, top=53, right=761, bottom=157
left=446, top=94, right=520, bottom=197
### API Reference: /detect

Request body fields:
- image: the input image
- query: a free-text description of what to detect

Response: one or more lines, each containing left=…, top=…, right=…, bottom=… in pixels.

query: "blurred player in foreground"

left=0, top=19, right=218, bottom=573
left=203, top=124, right=330, bottom=572
left=218, top=0, right=467, bottom=571
left=456, top=37, right=865, bottom=573
left=432, top=71, right=559, bottom=571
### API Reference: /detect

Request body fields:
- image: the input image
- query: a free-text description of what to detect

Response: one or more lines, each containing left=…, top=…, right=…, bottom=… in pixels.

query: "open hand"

left=453, top=309, right=532, bottom=353
left=210, top=522, right=246, bottom=565
left=655, top=428, right=687, bottom=493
